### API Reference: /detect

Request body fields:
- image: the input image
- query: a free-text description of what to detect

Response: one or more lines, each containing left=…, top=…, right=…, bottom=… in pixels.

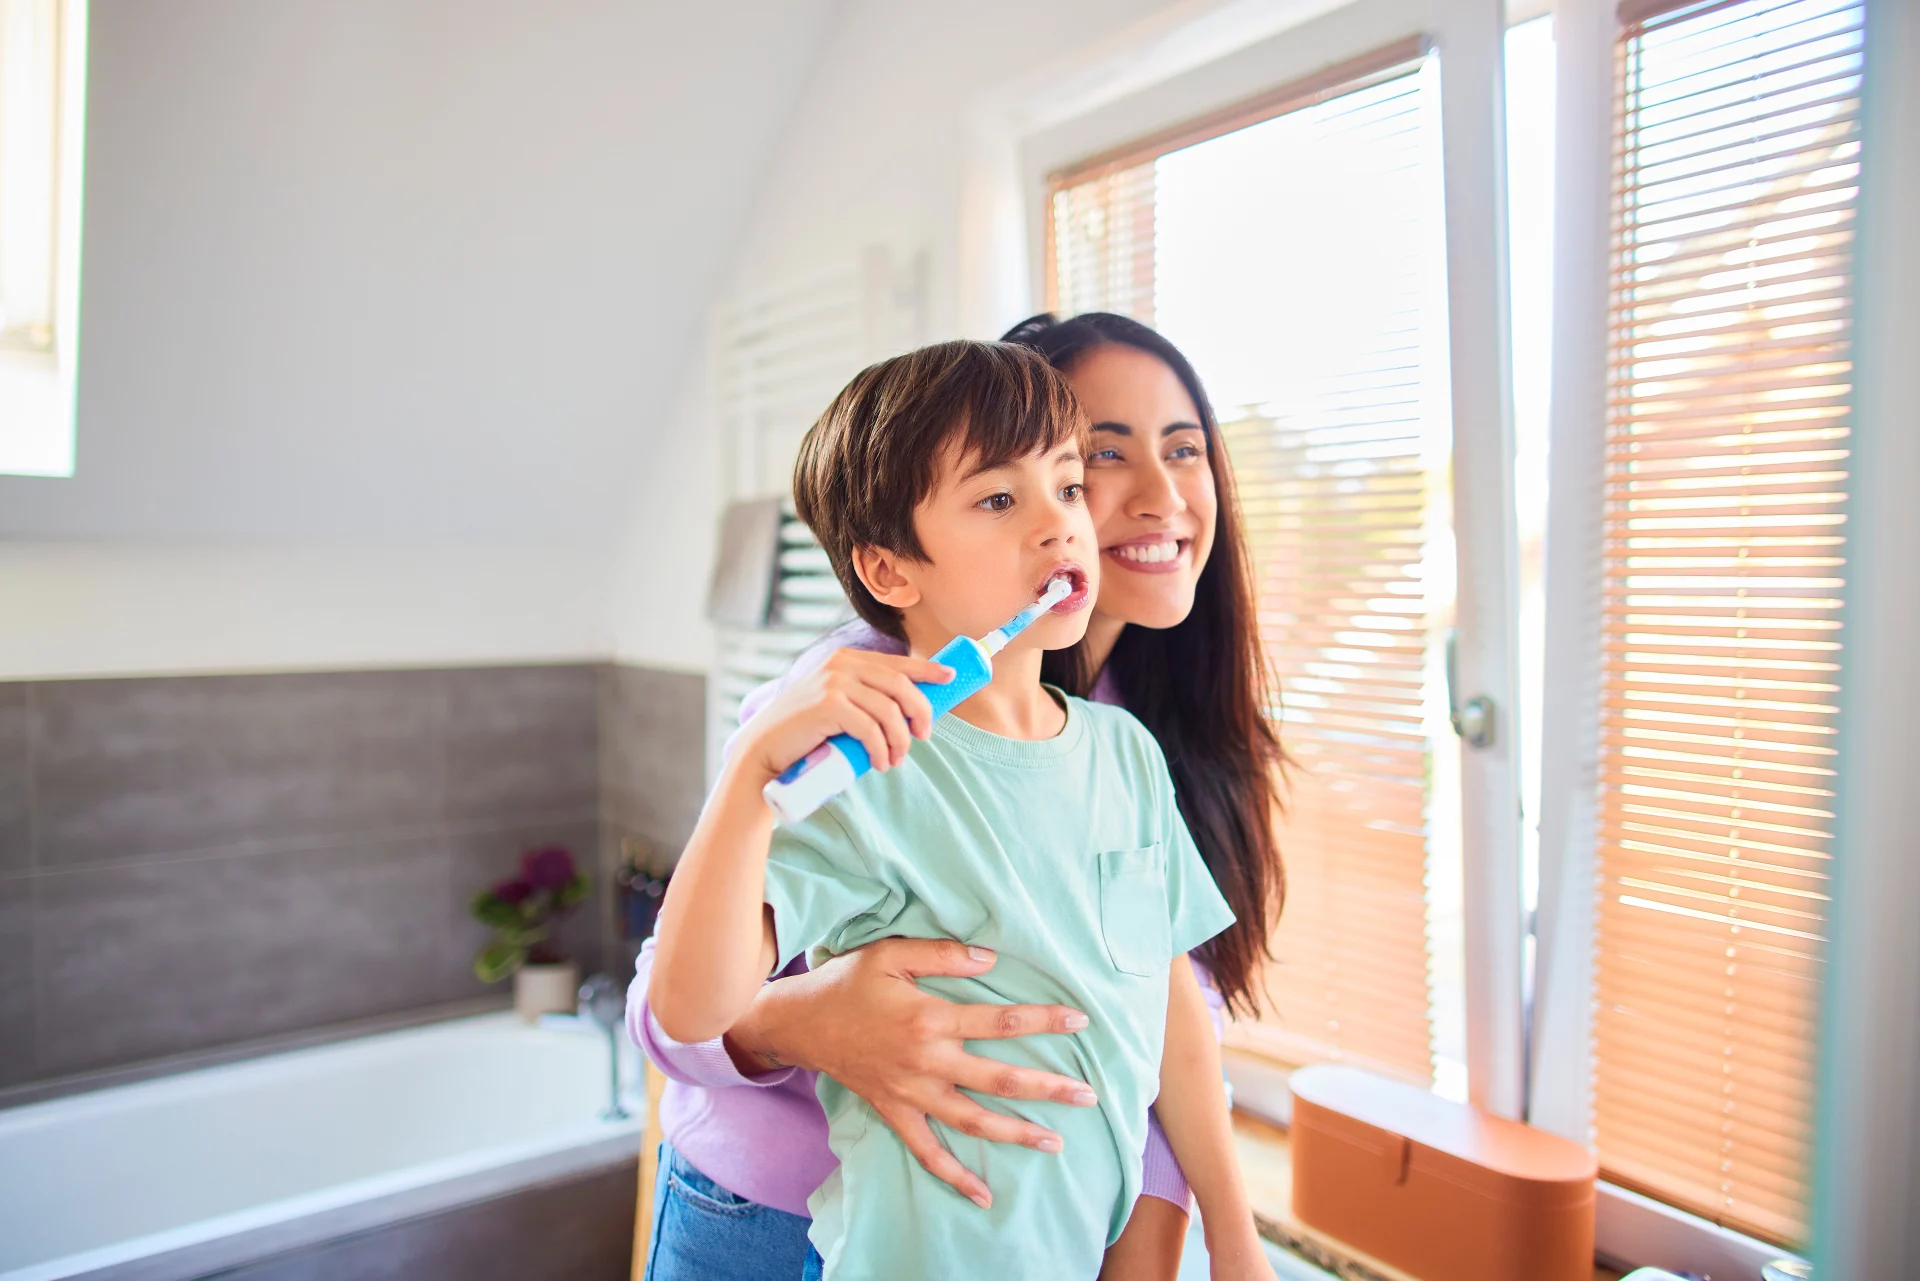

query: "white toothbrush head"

left=981, top=576, right=1077, bottom=654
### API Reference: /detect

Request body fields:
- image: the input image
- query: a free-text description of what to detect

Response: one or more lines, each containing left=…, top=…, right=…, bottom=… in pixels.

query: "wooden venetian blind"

left=1047, top=42, right=1447, bottom=1087
left=1595, top=0, right=1861, bottom=1246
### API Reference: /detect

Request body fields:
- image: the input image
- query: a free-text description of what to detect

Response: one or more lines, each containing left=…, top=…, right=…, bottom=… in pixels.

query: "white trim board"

left=1810, top=0, right=1920, bottom=1273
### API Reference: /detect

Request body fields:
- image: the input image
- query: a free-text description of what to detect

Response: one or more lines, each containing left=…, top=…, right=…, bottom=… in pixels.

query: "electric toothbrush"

left=762, top=576, right=1074, bottom=825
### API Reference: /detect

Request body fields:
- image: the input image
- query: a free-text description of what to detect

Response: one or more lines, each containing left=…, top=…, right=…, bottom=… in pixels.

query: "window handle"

left=1445, top=629, right=1496, bottom=749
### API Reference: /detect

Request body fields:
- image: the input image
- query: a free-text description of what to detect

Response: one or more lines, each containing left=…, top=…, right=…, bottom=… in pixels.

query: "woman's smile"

left=1103, top=533, right=1191, bottom=576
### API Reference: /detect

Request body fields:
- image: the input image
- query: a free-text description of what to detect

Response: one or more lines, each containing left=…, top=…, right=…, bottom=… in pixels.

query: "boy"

left=650, top=341, right=1274, bottom=1280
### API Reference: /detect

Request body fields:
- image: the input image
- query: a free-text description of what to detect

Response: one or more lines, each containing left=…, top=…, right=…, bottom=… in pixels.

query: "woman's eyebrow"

left=1091, top=420, right=1204, bottom=437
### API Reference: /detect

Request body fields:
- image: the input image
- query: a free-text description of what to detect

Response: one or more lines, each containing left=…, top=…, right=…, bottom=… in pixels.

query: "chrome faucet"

left=576, top=973, right=630, bottom=1122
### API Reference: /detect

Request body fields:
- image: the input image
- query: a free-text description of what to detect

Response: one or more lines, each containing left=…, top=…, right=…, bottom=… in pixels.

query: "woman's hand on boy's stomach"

left=743, top=936, right=1098, bottom=1209
left=732, top=648, right=955, bottom=787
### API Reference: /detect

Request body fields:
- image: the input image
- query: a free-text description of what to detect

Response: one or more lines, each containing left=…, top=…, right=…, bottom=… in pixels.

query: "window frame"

left=1530, top=0, right=1841, bottom=1272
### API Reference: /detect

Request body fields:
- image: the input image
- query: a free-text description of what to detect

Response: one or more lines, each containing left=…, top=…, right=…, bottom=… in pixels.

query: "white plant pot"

left=514, top=961, right=580, bottom=1024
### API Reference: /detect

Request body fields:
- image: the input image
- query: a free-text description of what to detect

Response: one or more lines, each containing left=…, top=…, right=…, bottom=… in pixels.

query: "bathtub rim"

left=0, top=995, right=512, bottom=1115
left=0, top=1012, right=646, bottom=1281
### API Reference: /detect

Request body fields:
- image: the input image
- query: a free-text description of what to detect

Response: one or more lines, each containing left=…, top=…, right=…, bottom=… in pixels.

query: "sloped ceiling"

left=0, top=0, right=838, bottom=542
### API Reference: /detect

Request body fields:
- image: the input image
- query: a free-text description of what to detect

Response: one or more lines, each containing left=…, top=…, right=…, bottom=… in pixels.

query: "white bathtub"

left=0, top=1012, right=645, bottom=1281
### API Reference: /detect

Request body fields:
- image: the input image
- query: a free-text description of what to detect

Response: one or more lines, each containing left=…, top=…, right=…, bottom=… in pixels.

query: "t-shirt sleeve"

left=762, top=811, right=898, bottom=972
left=1164, top=805, right=1236, bottom=957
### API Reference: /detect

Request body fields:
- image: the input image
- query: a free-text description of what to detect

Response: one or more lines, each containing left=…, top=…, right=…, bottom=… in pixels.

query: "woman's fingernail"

left=1071, top=1088, right=1098, bottom=1107
left=1033, top=1136, right=1063, bottom=1153
left=1063, top=1012, right=1089, bottom=1031
left=966, top=946, right=994, bottom=963
left=970, top=1192, right=992, bottom=1209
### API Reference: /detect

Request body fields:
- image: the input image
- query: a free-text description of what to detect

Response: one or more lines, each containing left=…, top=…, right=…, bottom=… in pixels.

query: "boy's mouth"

left=1038, top=564, right=1091, bottom=614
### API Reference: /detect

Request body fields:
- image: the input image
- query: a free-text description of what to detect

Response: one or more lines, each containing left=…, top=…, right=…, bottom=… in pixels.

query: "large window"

left=1588, top=0, right=1860, bottom=1246
left=1049, top=43, right=1470, bottom=1098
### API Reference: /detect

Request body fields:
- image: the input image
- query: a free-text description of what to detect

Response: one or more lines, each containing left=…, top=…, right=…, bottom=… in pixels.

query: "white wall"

left=607, top=0, right=1209, bottom=672
left=1, top=0, right=1323, bottom=679
left=0, top=0, right=835, bottom=678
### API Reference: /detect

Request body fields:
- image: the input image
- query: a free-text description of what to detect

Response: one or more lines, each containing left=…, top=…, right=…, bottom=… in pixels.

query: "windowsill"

left=1231, top=1111, right=1623, bottom=1281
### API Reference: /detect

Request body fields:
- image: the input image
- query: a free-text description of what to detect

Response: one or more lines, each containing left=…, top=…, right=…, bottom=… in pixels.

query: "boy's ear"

left=851, top=545, right=922, bottom=612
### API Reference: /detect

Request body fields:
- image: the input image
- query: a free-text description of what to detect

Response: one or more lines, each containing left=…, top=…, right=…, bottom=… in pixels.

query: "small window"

left=0, top=0, right=85, bottom=477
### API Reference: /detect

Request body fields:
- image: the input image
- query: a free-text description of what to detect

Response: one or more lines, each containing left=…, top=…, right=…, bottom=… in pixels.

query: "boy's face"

left=855, top=439, right=1097, bottom=653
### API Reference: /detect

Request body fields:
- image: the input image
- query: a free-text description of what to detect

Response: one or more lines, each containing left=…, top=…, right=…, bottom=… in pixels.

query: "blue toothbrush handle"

left=763, top=634, right=992, bottom=824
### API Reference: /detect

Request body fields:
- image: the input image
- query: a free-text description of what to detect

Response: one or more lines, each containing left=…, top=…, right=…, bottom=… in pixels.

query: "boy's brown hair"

left=792, top=340, right=1089, bottom=640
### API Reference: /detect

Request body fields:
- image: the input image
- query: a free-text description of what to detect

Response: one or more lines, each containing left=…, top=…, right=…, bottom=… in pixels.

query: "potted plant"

left=471, top=845, right=591, bottom=1022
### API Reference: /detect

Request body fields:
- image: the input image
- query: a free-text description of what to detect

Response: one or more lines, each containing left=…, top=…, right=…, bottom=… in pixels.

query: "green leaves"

left=468, top=847, right=591, bottom=983
left=474, top=939, right=527, bottom=985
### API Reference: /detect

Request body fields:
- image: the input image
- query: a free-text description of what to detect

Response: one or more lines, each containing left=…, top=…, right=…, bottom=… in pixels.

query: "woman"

left=629, top=313, right=1287, bottom=1280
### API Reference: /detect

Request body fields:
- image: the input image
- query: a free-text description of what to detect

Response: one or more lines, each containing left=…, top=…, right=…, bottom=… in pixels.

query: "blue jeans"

left=644, top=1142, right=814, bottom=1281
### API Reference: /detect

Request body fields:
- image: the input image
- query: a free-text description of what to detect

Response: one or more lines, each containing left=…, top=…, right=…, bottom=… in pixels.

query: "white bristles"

left=981, top=576, right=1076, bottom=655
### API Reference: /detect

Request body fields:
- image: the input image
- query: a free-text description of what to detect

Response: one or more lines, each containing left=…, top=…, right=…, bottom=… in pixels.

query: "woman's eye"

left=1168, top=443, right=1203, bottom=461
left=1088, top=447, right=1123, bottom=463
left=981, top=493, right=1014, bottom=513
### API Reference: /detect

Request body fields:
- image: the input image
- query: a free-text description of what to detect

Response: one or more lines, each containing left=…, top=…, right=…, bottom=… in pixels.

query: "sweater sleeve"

left=1137, top=955, right=1226, bottom=1210
left=1138, top=1106, right=1192, bottom=1209
left=624, top=936, right=798, bottom=1089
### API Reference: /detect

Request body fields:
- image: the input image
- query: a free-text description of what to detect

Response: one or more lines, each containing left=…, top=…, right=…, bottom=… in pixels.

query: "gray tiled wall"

left=597, top=664, right=707, bottom=974
left=0, top=662, right=705, bottom=1095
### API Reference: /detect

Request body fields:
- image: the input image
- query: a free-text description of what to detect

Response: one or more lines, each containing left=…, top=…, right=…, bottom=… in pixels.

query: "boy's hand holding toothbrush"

left=655, top=647, right=955, bottom=1047
left=730, top=647, right=955, bottom=793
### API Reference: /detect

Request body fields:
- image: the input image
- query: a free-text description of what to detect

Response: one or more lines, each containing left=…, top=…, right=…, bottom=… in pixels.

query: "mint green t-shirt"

left=763, top=693, right=1236, bottom=1281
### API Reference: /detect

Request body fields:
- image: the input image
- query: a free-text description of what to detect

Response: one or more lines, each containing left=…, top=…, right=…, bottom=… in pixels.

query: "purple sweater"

left=625, top=620, right=1221, bottom=1218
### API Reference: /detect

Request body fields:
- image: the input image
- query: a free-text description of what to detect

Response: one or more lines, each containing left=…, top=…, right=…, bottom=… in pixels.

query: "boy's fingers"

left=951, top=1002, right=1093, bottom=1042
left=880, top=654, right=957, bottom=686
left=842, top=684, right=913, bottom=767
left=927, top=1092, right=1065, bottom=1154
left=887, top=1109, right=991, bottom=1208
left=947, top=1055, right=1097, bottom=1109
left=872, top=669, right=936, bottom=739
left=832, top=700, right=893, bottom=774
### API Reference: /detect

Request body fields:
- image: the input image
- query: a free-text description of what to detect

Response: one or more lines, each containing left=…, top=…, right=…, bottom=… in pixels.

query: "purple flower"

left=493, top=878, right=533, bottom=906
left=520, top=846, right=576, bottom=892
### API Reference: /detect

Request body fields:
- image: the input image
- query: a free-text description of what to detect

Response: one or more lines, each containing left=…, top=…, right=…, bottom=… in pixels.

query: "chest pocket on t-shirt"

left=1097, top=845, right=1171, bottom=977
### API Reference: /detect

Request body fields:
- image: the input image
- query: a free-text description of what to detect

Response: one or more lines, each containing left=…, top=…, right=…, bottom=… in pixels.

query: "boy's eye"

left=980, top=492, right=1014, bottom=513
left=1061, top=483, right=1085, bottom=504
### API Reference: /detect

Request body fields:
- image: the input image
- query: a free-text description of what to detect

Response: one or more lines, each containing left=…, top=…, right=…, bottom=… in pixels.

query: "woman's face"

left=1064, top=343, right=1218, bottom=631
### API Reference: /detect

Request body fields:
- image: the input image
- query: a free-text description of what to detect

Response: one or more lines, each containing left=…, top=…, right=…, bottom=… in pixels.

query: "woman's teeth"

left=1112, top=541, right=1180, bottom=565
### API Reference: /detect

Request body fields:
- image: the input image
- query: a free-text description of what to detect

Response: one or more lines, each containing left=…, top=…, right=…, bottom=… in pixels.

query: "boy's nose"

left=1037, top=512, right=1079, bottom=547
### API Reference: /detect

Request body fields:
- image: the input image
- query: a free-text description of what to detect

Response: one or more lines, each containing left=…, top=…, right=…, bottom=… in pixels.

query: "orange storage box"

left=1289, top=1064, right=1597, bottom=1281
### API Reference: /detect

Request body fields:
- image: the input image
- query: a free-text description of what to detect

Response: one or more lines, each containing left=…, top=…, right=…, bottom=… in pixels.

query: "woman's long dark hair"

left=1004, top=311, right=1288, bottom=1018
